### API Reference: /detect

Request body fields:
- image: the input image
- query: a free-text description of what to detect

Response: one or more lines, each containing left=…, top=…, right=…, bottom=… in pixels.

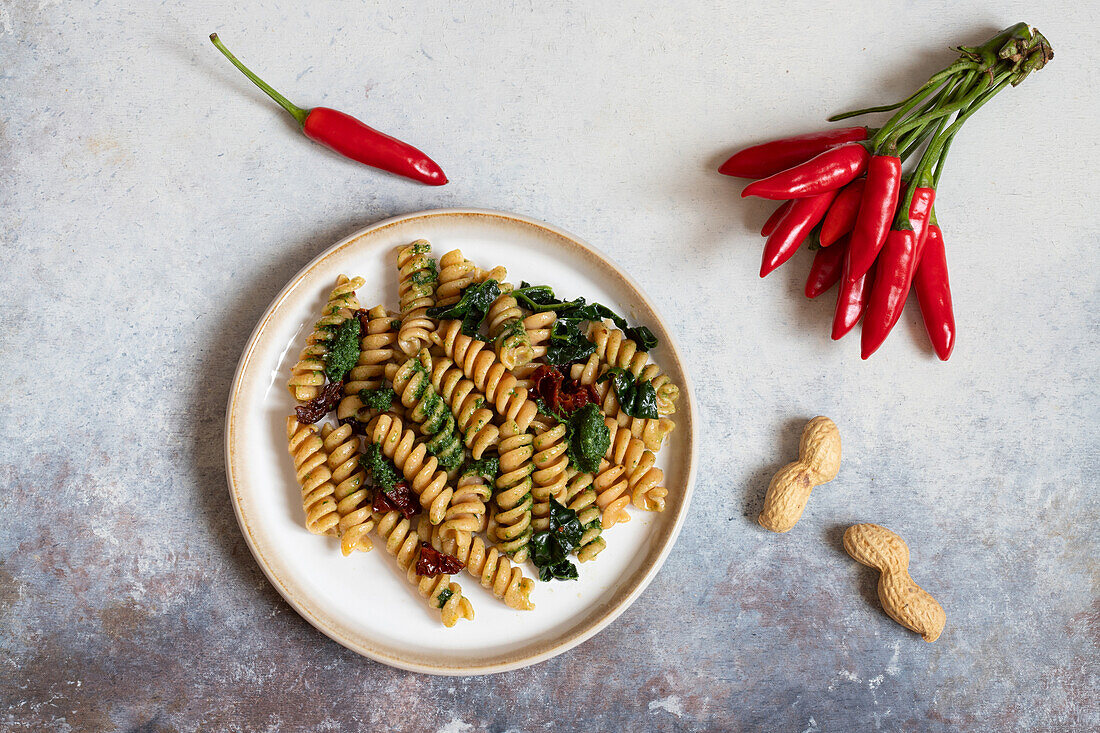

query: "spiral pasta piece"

left=494, top=430, right=535, bottom=560
left=592, top=459, right=631, bottom=529
left=373, top=510, right=473, bottom=627
left=429, top=520, right=535, bottom=611
left=387, top=351, right=465, bottom=470
left=487, top=284, right=536, bottom=370
left=439, top=471, right=491, bottom=543
left=511, top=311, right=556, bottom=386
left=435, top=249, right=481, bottom=307
left=603, top=417, right=666, bottom=513
left=287, top=275, right=365, bottom=402
left=366, top=413, right=454, bottom=525
left=320, top=423, right=374, bottom=554
left=531, top=423, right=570, bottom=533
left=562, top=469, right=606, bottom=561
left=397, top=240, right=439, bottom=356
left=433, top=319, right=539, bottom=435
left=587, top=321, right=680, bottom=415
left=337, top=305, right=401, bottom=424
left=426, top=356, right=500, bottom=459
left=286, top=417, right=340, bottom=535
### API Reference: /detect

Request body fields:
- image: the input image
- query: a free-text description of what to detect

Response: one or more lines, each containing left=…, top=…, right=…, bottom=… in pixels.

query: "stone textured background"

left=1, top=1, right=1097, bottom=730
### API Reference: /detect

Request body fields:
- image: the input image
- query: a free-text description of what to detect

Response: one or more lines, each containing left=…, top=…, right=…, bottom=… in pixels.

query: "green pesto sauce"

left=323, top=317, right=361, bottom=382
left=463, top=456, right=500, bottom=482
left=358, top=387, right=396, bottom=410
left=435, top=587, right=453, bottom=608
left=359, top=443, right=400, bottom=493
left=566, top=403, right=611, bottom=474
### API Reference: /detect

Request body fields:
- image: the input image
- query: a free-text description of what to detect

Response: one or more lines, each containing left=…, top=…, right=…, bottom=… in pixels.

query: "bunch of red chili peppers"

left=720, top=24, right=1052, bottom=360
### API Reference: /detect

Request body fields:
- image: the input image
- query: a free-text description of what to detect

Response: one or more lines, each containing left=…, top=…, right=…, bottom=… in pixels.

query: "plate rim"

left=224, top=207, right=698, bottom=675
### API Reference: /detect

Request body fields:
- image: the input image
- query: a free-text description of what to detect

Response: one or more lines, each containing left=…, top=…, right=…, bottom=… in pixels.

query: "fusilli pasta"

left=373, top=509, right=474, bottom=627
left=531, top=422, right=569, bottom=533
left=338, top=305, right=401, bottom=424
left=286, top=417, right=340, bottom=535
left=561, top=469, right=606, bottom=561
left=388, top=351, right=465, bottom=470
left=397, top=240, right=438, bottom=356
left=430, top=508, right=535, bottom=611
left=494, top=430, right=535, bottom=560
left=321, top=423, right=374, bottom=554
left=435, top=249, right=480, bottom=307
left=427, top=355, right=501, bottom=459
left=587, top=321, right=680, bottom=415
left=365, top=413, right=454, bottom=525
left=287, top=275, right=364, bottom=402
left=487, top=284, right=536, bottom=370
left=603, top=417, right=666, bottom=513
left=433, top=319, right=539, bottom=435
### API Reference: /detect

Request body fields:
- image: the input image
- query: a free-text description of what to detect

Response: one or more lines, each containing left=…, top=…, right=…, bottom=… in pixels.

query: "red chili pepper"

left=845, top=155, right=903, bottom=282
left=719, top=127, right=869, bottom=179
left=209, top=34, right=447, bottom=186
left=831, top=248, right=875, bottom=340
left=760, top=190, right=837, bottom=277
left=805, top=235, right=849, bottom=298
left=860, top=186, right=936, bottom=359
left=760, top=201, right=793, bottom=237
left=913, top=220, right=955, bottom=360
left=819, top=179, right=866, bottom=247
left=741, top=143, right=870, bottom=200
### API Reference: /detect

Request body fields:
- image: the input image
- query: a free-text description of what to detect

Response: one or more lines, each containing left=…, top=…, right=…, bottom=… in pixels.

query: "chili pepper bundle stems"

left=209, top=33, right=448, bottom=185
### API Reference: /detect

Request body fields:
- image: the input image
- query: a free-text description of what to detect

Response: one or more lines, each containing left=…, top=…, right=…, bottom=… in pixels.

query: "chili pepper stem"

left=209, top=33, right=309, bottom=126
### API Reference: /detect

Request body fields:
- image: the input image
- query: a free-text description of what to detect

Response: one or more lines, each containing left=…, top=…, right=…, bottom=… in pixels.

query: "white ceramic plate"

left=225, top=209, right=696, bottom=675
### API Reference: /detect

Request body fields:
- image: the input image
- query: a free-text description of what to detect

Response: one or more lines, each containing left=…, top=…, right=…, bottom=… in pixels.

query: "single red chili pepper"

left=860, top=185, right=936, bottom=358
left=760, top=190, right=837, bottom=277
left=209, top=34, right=447, bottom=186
left=741, top=143, right=870, bottom=200
left=805, top=234, right=849, bottom=298
left=719, top=127, right=869, bottom=179
left=913, top=216, right=955, bottom=360
left=845, top=155, right=903, bottom=282
left=760, top=201, right=793, bottom=237
left=831, top=248, right=874, bottom=340
left=819, top=179, right=865, bottom=247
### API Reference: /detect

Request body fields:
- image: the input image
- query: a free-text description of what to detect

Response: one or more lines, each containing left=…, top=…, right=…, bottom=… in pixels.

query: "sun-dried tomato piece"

left=372, top=480, right=419, bottom=519
left=415, top=542, right=464, bottom=577
left=531, top=364, right=596, bottom=417
left=558, top=379, right=598, bottom=415
left=294, top=381, right=344, bottom=424
left=354, top=308, right=371, bottom=330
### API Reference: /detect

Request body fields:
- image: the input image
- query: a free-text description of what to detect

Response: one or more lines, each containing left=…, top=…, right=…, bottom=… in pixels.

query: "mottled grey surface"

left=1, top=1, right=1097, bottom=730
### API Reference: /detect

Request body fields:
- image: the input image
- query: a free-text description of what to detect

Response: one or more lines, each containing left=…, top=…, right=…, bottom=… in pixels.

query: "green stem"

left=827, top=60, right=977, bottom=122
left=869, top=79, right=950, bottom=152
left=892, top=76, right=962, bottom=153
left=209, top=33, right=309, bottom=126
left=882, top=71, right=1004, bottom=152
left=928, top=76, right=1012, bottom=187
